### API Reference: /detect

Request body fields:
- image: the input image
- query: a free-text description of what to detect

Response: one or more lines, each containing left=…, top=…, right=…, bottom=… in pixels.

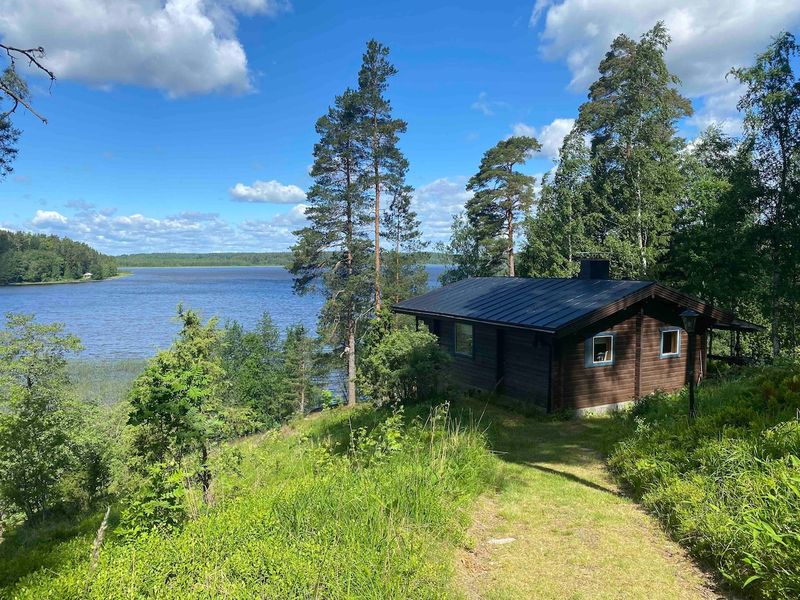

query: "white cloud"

left=230, top=179, right=307, bottom=204
left=511, top=117, right=575, bottom=159
left=26, top=203, right=309, bottom=253
left=31, top=209, right=67, bottom=225
left=412, top=177, right=473, bottom=243
left=531, top=0, right=800, bottom=133
left=471, top=92, right=507, bottom=116
left=0, top=0, right=290, bottom=97
left=532, top=0, right=800, bottom=96
left=688, top=84, right=745, bottom=135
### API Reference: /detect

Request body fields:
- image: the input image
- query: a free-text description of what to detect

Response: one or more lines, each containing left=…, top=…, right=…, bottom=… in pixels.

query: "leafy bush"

left=359, top=328, right=449, bottom=405
left=115, top=463, right=186, bottom=539
left=609, top=362, right=800, bottom=599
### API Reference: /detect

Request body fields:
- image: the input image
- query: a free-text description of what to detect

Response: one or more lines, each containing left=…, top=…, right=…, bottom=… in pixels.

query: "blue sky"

left=1, top=0, right=798, bottom=254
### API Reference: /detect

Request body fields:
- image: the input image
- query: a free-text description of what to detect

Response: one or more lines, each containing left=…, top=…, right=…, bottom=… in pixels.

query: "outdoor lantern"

left=680, top=309, right=699, bottom=334
left=680, top=309, right=700, bottom=420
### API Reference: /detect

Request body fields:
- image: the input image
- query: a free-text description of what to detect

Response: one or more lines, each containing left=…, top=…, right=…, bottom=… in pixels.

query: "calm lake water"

left=0, top=265, right=445, bottom=359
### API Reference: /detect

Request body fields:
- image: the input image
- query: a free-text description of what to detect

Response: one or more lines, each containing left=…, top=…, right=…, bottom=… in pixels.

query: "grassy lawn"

left=452, top=398, right=717, bottom=600
left=2, top=394, right=729, bottom=599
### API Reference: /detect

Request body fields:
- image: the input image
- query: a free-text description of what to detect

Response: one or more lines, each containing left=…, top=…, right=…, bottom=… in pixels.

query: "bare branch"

left=0, top=44, right=55, bottom=123
left=0, top=44, right=55, bottom=82
left=0, top=84, right=47, bottom=123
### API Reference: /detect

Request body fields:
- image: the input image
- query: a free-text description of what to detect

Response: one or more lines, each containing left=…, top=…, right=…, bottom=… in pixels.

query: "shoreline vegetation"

left=5, top=271, right=133, bottom=286
left=115, top=251, right=449, bottom=268
left=0, top=231, right=118, bottom=285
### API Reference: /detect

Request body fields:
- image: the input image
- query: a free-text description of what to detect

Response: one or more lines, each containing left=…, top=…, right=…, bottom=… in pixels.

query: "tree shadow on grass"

left=450, top=396, right=632, bottom=495
left=526, top=463, right=621, bottom=496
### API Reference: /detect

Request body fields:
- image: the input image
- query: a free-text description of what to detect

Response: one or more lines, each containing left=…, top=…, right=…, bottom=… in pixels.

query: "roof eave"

left=553, top=283, right=656, bottom=338
left=391, top=305, right=557, bottom=335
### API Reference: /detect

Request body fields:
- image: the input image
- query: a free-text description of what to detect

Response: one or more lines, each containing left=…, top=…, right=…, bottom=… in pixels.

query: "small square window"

left=592, top=335, right=614, bottom=365
left=660, top=329, right=681, bottom=358
left=454, top=322, right=474, bottom=357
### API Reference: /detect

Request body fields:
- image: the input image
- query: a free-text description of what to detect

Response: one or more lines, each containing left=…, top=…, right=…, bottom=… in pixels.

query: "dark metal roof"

left=392, top=276, right=655, bottom=332
left=711, top=318, right=765, bottom=333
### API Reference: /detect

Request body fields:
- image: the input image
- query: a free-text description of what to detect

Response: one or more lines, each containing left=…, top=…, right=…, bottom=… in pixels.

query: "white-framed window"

left=454, top=322, right=474, bottom=357
left=660, top=328, right=681, bottom=358
left=586, top=332, right=615, bottom=367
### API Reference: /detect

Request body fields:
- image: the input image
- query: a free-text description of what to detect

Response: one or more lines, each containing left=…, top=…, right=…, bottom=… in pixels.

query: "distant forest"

left=116, top=252, right=448, bottom=267
left=0, top=231, right=118, bottom=285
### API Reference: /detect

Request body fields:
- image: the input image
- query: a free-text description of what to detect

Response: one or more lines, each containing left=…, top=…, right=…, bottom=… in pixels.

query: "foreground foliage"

left=1, top=403, right=498, bottom=599
left=0, top=314, right=87, bottom=521
left=609, top=361, right=800, bottom=599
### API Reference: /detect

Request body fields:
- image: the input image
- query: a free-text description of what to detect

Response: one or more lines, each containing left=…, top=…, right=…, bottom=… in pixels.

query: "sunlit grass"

left=1, top=402, right=499, bottom=599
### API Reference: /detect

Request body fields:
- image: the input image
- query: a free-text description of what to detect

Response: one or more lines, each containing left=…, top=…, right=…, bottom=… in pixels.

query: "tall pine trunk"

left=346, top=163, right=358, bottom=407
left=373, top=130, right=382, bottom=312
left=507, top=209, right=515, bottom=277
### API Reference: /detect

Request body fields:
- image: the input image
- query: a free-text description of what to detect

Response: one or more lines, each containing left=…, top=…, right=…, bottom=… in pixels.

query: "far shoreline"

left=3, top=271, right=134, bottom=287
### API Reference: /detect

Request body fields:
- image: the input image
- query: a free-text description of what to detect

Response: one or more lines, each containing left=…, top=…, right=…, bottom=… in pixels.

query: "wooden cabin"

left=392, top=260, right=756, bottom=414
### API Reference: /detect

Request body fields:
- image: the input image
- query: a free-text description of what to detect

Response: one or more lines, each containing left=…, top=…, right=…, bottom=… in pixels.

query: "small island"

left=0, top=230, right=118, bottom=285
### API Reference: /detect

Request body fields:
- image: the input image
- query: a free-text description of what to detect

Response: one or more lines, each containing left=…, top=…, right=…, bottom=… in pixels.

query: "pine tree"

left=357, top=40, right=408, bottom=312
left=520, top=126, right=592, bottom=277
left=465, top=136, right=540, bottom=276
left=576, top=22, right=692, bottom=278
left=381, top=183, right=428, bottom=306
left=291, top=89, right=372, bottom=407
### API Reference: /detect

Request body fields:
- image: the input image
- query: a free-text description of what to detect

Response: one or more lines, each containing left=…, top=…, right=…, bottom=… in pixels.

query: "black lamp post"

left=680, top=309, right=700, bottom=420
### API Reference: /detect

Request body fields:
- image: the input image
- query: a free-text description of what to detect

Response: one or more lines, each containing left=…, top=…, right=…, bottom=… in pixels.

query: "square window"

left=454, top=322, right=474, bottom=357
left=592, top=334, right=614, bottom=365
left=660, top=329, right=681, bottom=358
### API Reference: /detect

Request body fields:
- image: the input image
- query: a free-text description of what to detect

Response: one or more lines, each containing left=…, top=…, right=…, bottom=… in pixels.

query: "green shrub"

left=116, top=463, right=186, bottom=539
left=609, top=363, right=800, bottom=599
left=359, top=328, right=450, bottom=405
left=2, top=403, right=498, bottom=599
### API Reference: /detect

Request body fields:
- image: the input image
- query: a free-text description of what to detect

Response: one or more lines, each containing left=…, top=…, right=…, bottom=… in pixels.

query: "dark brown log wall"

left=420, top=317, right=551, bottom=409
left=555, top=301, right=707, bottom=411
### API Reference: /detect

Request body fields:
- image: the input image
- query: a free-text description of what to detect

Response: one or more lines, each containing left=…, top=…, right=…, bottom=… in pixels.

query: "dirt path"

left=455, top=402, right=723, bottom=600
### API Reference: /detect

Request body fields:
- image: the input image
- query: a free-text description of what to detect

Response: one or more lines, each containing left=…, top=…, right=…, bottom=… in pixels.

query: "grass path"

left=454, top=400, right=721, bottom=600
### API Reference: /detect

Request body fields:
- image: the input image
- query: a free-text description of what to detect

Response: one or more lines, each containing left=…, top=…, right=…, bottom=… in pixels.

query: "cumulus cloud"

left=688, top=84, right=746, bottom=135
left=0, top=0, right=291, bottom=97
left=26, top=203, right=309, bottom=253
left=511, top=117, right=575, bottom=159
left=230, top=179, right=307, bottom=204
left=32, top=209, right=67, bottom=226
left=532, top=0, right=800, bottom=96
left=530, top=0, right=800, bottom=133
left=411, top=177, right=473, bottom=243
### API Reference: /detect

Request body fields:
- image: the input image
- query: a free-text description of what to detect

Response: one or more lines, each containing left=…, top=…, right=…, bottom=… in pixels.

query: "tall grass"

left=609, top=361, right=800, bottom=599
left=1, top=403, right=499, bottom=599
left=68, top=359, right=147, bottom=406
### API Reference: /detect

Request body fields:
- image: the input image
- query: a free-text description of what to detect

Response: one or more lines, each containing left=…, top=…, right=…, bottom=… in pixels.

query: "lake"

left=0, top=265, right=445, bottom=359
